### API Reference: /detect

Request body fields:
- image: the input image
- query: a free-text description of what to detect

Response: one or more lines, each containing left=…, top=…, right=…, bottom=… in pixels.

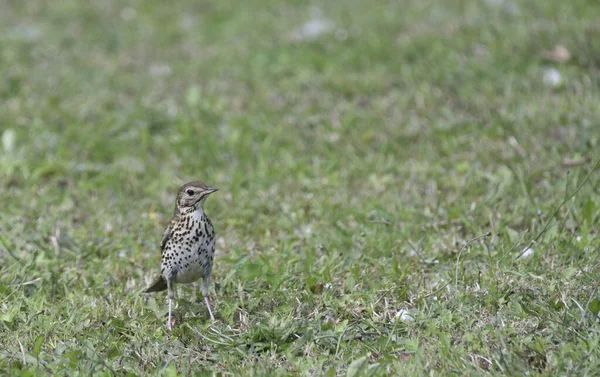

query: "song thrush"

left=145, top=181, right=218, bottom=330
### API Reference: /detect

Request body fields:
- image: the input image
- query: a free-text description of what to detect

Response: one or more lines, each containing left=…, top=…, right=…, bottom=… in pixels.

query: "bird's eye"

left=186, top=189, right=195, bottom=196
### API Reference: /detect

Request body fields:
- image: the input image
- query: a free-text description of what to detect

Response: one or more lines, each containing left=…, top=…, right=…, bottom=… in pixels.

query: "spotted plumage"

left=145, top=181, right=219, bottom=330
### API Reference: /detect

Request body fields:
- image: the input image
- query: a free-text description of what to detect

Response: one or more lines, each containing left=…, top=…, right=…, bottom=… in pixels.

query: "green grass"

left=1, top=0, right=599, bottom=375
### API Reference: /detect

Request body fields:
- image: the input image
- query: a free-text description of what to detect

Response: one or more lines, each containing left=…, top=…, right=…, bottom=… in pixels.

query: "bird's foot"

left=204, top=295, right=215, bottom=321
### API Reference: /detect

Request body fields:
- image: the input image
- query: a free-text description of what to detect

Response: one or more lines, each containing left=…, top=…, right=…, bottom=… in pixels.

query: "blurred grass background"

left=1, top=0, right=599, bottom=375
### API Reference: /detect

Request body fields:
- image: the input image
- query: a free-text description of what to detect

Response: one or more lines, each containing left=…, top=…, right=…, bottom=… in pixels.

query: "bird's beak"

left=206, top=187, right=219, bottom=194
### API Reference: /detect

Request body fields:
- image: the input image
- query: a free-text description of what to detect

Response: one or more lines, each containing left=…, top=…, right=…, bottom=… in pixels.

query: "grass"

left=1, top=0, right=599, bottom=375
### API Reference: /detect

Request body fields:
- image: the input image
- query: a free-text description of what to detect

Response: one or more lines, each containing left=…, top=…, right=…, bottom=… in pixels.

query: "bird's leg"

left=167, top=277, right=175, bottom=331
left=202, top=276, right=215, bottom=321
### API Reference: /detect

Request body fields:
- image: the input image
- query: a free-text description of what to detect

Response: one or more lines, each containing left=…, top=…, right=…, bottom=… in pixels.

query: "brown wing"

left=144, top=211, right=180, bottom=294
left=160, top=213, right=180, bottom=251
left=144, top=275, right=167, bottom=292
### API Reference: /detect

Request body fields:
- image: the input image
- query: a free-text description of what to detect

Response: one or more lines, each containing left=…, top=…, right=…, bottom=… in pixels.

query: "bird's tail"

left=144, top=275, right=168, bottom=293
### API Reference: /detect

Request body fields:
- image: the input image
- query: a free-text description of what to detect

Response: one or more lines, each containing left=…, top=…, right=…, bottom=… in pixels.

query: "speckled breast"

left=161, top=210, right=215, bottom=284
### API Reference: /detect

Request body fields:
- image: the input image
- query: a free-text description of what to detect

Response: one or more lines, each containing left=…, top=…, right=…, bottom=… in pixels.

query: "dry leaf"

left=562, top=157, right=589, bottom=167
left=542, top=45, right=571, bottom=63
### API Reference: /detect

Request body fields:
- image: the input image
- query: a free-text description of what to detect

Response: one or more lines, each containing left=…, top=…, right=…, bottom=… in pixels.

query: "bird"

left=145, top=181, right=219, bottom=330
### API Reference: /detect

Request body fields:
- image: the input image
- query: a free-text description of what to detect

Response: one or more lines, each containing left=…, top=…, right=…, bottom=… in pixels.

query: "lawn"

left=1, top=0, right=599, bottom=375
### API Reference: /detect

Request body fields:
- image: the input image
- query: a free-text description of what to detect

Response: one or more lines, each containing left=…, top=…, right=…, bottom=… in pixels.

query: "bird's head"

left=176, top=181, right=218, bottom=212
